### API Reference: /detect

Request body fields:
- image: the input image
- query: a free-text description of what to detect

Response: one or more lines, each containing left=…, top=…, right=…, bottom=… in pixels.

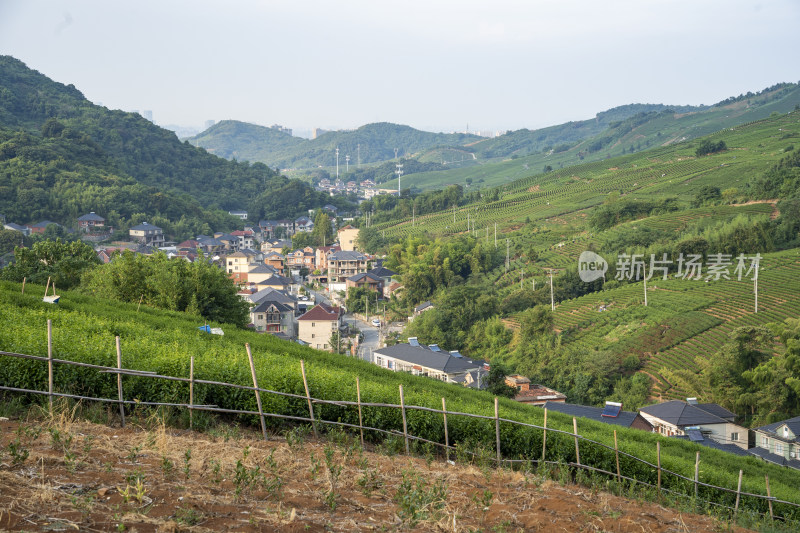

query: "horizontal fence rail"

left=0, top=324, right=797, bottom=524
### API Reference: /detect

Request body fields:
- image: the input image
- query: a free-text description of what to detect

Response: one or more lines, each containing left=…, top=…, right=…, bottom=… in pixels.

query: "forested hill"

left=0, top=56, right=347, bottom=232
left=187, top=121, right=482, bottom=169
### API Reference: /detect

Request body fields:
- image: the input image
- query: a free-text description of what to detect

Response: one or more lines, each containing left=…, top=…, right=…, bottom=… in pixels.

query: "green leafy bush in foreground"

left=1, top=280, right=799, bottom=520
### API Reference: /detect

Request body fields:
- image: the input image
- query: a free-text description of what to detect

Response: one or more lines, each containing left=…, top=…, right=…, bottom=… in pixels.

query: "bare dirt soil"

left=0, top=408, right=754, bottom=532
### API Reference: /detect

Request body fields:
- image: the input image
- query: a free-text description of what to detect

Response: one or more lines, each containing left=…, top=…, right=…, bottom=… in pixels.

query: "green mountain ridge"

left=0, top=56, right=351, bottom=235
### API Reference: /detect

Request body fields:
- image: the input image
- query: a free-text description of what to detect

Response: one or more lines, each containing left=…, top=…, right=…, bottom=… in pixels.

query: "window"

left=784, top=426, right=790, bottom=438
left=311, top=334, right=315, bottom=339
left=762, top=436, right=769, bottom=448
left=312, top=322, right=315, bottom=327
left=776, top=442, right=784, bottom=456
left=323, top=344, right=328, bottom=349
left=731, top=432, right=739, bottom=442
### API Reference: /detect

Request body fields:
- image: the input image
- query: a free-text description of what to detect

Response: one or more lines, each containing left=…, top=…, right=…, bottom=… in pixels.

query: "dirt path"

left=0, top=414, right=755, bottom=532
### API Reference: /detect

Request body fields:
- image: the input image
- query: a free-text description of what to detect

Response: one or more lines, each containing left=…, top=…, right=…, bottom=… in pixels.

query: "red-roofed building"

left=505, top=375, right=566, bottom=406
left=297, top=303, right=343, bottom=351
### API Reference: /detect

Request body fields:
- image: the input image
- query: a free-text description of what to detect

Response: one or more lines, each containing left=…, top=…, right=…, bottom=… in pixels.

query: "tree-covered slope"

left=0, top=56, right=349, bottom=231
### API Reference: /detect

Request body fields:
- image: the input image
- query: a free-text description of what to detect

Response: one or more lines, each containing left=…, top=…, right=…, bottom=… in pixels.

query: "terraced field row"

left=644, top=251, right=800, bottom=397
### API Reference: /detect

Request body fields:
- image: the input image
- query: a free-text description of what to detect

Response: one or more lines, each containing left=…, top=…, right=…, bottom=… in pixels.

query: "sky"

left=1, top=0, right=798, bottom=136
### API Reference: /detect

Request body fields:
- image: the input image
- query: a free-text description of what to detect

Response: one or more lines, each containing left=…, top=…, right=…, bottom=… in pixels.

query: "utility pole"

left=643, top=264, right=648, bottom=307
left=346, top=154, right=350, bottom=173
left=505, top=239, right=510, bottom=271
left=754, top=269, right=759, bottom=313
left=335, top=147, right=339, bottom=179
left=549, top=270, right=555, bottom=311
left=412, top=204, right=415, bottom=227
left=494, top=223, right=497, bottom=248
left=453, top=205, right=456, bottom=223
left=396, top=163, right=403, bottom=197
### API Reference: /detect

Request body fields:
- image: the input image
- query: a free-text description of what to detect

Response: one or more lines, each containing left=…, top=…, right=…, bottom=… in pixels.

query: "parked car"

left=371, top=318, right=381, bottom=327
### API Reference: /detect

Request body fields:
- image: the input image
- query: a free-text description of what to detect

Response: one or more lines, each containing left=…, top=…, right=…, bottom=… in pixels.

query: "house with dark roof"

left=250, top=300, right=296, bottom=337
left=372, top=339, right=488, bottom=387
left=294, top=216, right=314, bottom=233
left=750, top=415, right=800, bottom=469
left=248, top=287, right=297, bottom=311
left=672, top=435, right=752, bottom=457
left=327, top=250, right=370, bottom=290
left=346, top=272, right=384, bottom=295
left=130, top=222, right=165, bottom=246
left=297, top=303, right=343, bottom=351
left=543, top=401, right=653, bottom=431
left=77, top=212, right=105, bottom=233
left=639, top=400, right=748, bottom=450
left=413, top=301, right=434, bottom=315
left=3, top=222, right=31, bottom=236
left=29, top=220, right=61, bottom=234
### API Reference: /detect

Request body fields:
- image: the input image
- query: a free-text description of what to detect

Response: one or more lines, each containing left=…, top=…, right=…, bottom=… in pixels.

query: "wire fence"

left=0, top=320, right=797, bottom=524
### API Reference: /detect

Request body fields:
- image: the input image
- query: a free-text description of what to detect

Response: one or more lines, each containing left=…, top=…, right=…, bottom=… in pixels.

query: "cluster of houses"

left=9, top=212, right=800, bottom=472
left=369, top=335, right=800, bottom=471
left=316, top=178, right=396, bottom=200
left=541, top=396, right=800, bottom=470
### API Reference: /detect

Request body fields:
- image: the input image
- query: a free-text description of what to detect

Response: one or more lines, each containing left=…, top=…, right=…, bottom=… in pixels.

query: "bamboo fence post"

left=656, top=441, right=662, bottom=500
left=399, top=385, right=409, bottom=455
left=115, top=336, right=126, bottom=428
left=356, top=377, right=364, bottom=449
left=734, top=469, right=743, bottom=516
left=44, top=276, right=51, bottom=298
left=694, top=452, right=700, bottom=499
left=137, top=294, right=144, bottom=312
left=21, top=277, right=26, bottom=294
left=246, top=344, right=268, bottom=441
left=494, top=397, right=502, bottom=465
left=300, top=360, right=318, bottom=439
left=614, top=430, right=621, bottom=483
left=442, top=397, right=450, bottom=463
left=573, top=417, right=580, bottom=466
left=47, top=320, right=53, bottom=413
left=765, top=475, right=773, bottom=520
left=189, top=356, right=194, bottom=430
left=541, top=408, right=548, bottom=464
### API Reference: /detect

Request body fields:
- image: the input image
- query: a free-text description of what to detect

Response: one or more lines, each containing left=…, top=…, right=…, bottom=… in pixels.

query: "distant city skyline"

left=1, top=0, right=798, bottom=136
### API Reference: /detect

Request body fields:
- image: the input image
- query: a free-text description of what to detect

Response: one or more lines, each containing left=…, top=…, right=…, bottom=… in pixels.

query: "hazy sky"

left=1, top=0, right=798, bottom=135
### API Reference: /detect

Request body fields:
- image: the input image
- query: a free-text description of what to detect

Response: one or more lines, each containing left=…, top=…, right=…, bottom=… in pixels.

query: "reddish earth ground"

left=0, top=408, right=754, bottom=532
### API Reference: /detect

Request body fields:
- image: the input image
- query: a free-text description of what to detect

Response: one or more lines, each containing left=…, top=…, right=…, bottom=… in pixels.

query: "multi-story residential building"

left=297, top=303, right=343, bottom=351
left=231, top=229, right=255, bottom=250
left=129, top=222, right=165, bottom=247
left=337, top=225, right=360, bottom=251
left=250, top=300, right=295, bottom=336
left=327, top=250, right=370, bottom=291
left=77, top=212, right=106, bottom=233
left=286, top=247, right=316, bottom=270
left=225, top=251, right=254, bottom=284
left=750, top=416, right=800, bottom=469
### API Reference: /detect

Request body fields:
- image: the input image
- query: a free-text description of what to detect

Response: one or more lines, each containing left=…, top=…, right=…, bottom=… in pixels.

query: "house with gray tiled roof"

left=543, top=401, right=653, bottom=431
left=639, top=400, right=748, bottom=450
left=327, top=250, right=370, bottom=290
left=130, top=222, right=164, bottom=246
left=250, top=299, right=295, bottom=337
left=3, top=222, right=31, bottom=236
left=372, top=338, right=488, bottom=387
left=750, top=415, right=800, bottom=469
left=77, top=212, right=105, bottom=232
